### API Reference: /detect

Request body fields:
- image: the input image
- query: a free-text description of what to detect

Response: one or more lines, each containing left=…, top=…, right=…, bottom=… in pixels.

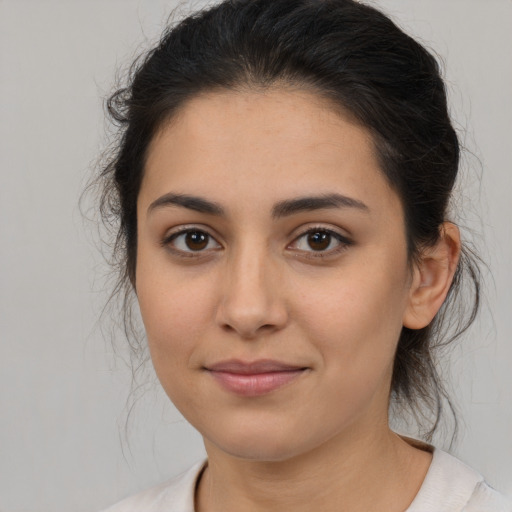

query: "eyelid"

left=287, top=225, right=353, bottom=257
left=160, top=223, right=352, bottom=260
left=161, top=225, right=223, bottom=256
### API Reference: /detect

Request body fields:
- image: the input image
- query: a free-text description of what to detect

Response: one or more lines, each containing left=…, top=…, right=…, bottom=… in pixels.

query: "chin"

left=213, top=436, right=305, bottom=462
left=202, top=417, right=329, bottom=463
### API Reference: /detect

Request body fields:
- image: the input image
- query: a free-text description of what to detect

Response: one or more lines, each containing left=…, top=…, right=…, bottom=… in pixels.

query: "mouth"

left=204, top=359, right=309, bottom=397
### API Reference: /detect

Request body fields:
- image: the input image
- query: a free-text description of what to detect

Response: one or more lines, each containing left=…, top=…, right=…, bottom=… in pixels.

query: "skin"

left=135, top=88, right=460, bottom=512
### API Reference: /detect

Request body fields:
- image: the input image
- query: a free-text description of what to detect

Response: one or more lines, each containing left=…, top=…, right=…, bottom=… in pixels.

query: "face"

left=136, top=89, right=415, bottom=462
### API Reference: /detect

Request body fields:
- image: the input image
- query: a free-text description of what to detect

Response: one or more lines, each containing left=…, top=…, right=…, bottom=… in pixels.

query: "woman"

left=98, top=0, right=510, bottom=510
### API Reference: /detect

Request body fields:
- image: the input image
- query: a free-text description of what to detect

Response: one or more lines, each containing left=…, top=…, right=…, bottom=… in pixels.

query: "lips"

left=205, top=359, right=308, bottom=397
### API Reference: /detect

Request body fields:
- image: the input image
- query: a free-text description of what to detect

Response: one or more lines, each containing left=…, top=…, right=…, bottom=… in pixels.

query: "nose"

left=215, top=243, right=288, bottom=339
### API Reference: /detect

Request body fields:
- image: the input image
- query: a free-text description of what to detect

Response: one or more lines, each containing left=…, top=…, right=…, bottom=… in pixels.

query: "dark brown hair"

left=97, top=0, right=480, bottom=440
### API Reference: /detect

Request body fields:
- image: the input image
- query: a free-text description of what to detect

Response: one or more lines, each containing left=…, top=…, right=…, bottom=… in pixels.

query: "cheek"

left=289, top=270, right=408, bottom=429
left=292, top=254, right=410, bottom=371
left=135, top=255, right=216, bottom=379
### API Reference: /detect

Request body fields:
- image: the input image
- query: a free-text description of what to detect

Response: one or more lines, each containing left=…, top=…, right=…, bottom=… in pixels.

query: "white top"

left=102, top=449, right=511, bottom=512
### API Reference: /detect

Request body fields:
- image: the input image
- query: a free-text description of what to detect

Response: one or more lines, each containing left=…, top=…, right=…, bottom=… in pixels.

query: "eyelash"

left=289, top=226, right=353, bottom=259
left=161, top=226, right=353, bottom=259
left=161, top=227, right=222, bottom=258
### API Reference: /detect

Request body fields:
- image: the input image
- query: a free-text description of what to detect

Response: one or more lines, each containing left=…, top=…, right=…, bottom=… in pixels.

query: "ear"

left=403, top=222, right=461, bottom=330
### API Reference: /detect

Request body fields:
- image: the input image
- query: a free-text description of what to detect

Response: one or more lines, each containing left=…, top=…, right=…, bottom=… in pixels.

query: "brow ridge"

left=272, top=193, right=369, bottom=218
left=147, top=192, right=369, bottom=218
left=148, top=193, right=224, bottom=216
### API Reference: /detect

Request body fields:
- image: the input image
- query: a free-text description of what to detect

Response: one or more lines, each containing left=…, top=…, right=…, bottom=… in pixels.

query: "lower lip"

left=208, top=370, right=306, bottom=397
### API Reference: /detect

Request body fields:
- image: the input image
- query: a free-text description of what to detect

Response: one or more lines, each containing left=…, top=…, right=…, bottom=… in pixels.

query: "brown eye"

left=185, top=231, right=209, bottom=251
left=307, top=231, right=331, bottom=251
left=164, top=228, right=221, bottom=255
left=290, top=227, right=352, bottom=257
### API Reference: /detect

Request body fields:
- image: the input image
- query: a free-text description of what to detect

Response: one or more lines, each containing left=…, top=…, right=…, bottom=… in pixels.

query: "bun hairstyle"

left=97, top=0, right=480, bottom=440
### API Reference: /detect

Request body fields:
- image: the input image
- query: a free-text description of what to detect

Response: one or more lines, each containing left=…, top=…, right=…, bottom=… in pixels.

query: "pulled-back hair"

left=97, top=0, right=480, bottom=440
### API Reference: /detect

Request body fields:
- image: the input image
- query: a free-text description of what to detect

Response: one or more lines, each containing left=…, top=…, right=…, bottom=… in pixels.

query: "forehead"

left=140, top=88, right=401, bottom=219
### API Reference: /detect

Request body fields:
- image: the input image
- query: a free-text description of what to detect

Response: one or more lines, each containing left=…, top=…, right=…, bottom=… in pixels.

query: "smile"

left=205, top=359, right=309, bottom=397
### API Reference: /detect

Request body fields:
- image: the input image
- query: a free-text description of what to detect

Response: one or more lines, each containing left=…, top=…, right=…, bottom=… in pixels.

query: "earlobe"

left=403, top=222, right=461, bottom=330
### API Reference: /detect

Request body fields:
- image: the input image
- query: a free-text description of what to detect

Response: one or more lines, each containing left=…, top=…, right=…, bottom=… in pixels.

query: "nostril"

left=214, top=273, right=289, bottom=338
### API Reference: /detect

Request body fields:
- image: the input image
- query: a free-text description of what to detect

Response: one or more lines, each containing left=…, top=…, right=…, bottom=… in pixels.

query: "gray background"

left=1, top=0, right=510, bottom=510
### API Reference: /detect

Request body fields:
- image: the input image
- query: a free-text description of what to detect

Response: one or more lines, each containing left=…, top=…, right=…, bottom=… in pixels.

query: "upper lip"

left=205, top=359, right=307, bottom=374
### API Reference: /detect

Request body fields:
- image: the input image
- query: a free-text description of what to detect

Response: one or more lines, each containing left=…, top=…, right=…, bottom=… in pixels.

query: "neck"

left=196, top=427, right=432, bottom=512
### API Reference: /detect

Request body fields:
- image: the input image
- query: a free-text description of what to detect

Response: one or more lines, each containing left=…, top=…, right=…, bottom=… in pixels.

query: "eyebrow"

left=148, top=193, right=225, bottom=216
left=147, top=192, right=369, bottom=218
left=271, top=193, right=369, bottom=218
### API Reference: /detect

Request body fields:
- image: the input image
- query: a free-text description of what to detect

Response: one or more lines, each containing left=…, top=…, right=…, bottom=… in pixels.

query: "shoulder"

left=408, top=449, right=511, bottom=512
left=465, top=481, right=512, bottom=512
left=100, top=460, right=207, bottom=512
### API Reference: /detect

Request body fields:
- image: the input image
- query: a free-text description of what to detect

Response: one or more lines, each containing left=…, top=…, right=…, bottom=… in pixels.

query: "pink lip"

left=205, top=359, right=308, bottom=397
